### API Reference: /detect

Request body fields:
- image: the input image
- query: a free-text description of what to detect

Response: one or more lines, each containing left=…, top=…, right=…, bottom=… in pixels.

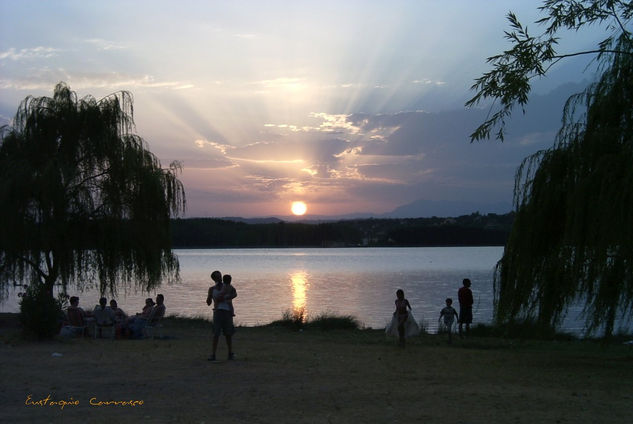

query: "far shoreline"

left=171, top=244, right=507, bottom=249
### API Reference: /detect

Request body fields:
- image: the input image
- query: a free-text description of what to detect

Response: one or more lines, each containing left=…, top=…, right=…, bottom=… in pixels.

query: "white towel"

left=385, top=311, right=420, bottom=338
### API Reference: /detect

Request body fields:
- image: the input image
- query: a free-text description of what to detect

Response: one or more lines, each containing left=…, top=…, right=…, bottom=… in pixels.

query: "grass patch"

left=265, top=309, right=362, bottom=331
left=305, top=312, right=361, bottom=331
left=265, top=308, right=307, bottom=330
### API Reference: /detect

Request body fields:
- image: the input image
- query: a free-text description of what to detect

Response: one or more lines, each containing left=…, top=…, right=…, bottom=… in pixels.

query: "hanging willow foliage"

left=494, top=28, right=633, bottom=336
left=466, top=1, right=633, bottom=337
left=0, top=82, right=186, bottom=299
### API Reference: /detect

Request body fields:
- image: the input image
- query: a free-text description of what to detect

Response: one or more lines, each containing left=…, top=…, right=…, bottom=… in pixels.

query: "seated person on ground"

left=60, top=296, right=87, bottom=337
left=148, top=294, right=166, bottom=324
left=93, top=297, right=116, bottom=337
left=124, top=298, right=154, bottom=338
left=138, top=298, right=155, bottom=318
left=131, top=294, right=166, bottom=338
left=110, top=299, right=127, bottom=322
left=110, top=299, right=127, bottom=338
left=93, top=297, right=116, bottom=326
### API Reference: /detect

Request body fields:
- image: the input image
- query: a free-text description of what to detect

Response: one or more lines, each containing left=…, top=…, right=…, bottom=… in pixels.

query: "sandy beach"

left=1, top=314, right=631, bottom=424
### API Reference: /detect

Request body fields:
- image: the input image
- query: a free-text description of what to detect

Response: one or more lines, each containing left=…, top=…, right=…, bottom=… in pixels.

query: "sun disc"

left=291, top=201, right=307, bottom=216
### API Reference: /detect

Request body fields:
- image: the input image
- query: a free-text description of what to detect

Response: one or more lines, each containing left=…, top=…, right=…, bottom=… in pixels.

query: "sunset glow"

left=291, top=201, right=308, bottom=216
left=0, top=1, right=601, bottom=218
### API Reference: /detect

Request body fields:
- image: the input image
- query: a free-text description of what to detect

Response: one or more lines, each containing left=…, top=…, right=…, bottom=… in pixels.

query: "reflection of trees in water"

left=290, top=271, right=309, bottom=317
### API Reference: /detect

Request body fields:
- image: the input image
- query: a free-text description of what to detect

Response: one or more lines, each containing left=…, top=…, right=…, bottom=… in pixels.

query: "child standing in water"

left=439, top=298, right=459, bottom=344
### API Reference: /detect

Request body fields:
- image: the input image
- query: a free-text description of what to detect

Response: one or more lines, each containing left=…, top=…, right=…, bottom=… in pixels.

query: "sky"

left=0, top=0, right=609, bottom=218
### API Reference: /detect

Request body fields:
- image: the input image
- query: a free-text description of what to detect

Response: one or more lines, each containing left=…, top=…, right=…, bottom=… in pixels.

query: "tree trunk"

left=604, top=306, right=616, bottom=340
left=43, top=276, right=56, bottom=299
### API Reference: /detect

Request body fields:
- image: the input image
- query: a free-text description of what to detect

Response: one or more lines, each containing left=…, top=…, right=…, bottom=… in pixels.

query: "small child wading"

left=438, top=298, right=459, bottom=344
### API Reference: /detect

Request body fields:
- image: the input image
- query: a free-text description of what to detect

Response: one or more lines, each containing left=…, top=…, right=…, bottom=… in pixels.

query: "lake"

left=0, top=246, right=601, bottom=333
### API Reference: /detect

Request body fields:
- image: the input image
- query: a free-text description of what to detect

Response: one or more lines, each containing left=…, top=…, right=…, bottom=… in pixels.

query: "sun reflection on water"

left=290, top=271, right=309, bottom=315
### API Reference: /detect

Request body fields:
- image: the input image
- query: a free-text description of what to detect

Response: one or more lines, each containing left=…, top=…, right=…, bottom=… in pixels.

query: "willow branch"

left=610, top=4, right=632, bottom=43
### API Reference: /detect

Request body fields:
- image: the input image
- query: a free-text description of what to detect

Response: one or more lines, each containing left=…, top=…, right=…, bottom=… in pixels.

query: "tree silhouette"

left=0, top=83, right=185, bottom=302
left=467, top=1, right=633, bottom=337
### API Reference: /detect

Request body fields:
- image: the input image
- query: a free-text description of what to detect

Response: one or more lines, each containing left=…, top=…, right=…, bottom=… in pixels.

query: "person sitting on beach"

left=110, top=299, right=127, bottom=322
left=60, top=296, right=87, bottom=337
left=124, top=298, right=154, bottom=338
left=93, top=297, right=116, bottom=338
left=131, top=298, right=155, bottom=320
left=131, top=294, right=166, bottom=339
left=438, top=298, right=459, bottom=344
left=141, top=298, right=155, bottom=317
left=110, top=299, right=127, bottom=338
left=93, top=297, right=115, bottom=325
left=148, top=294, right=166, bottom=325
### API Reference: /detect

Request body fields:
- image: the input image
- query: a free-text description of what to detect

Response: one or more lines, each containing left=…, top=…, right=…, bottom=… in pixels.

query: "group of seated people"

left=60, top=294, right=166, bottom=339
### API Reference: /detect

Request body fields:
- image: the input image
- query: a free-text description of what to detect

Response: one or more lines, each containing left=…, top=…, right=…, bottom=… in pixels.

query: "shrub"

left=266, top=309, right=362, bottom=331
left=267, top=308, right=307, bottom=330
left=306, top=313, right=361, bottom=331
left=19, top=285, right=66, bottom=339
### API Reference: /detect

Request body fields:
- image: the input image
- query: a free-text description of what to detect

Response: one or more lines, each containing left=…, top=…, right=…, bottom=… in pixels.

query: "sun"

left=291, top=201, right=308, bottom=216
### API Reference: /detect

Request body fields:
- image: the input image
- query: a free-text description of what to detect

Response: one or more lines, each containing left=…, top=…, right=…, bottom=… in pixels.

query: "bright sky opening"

left=0, top=1, right=605, bottom=218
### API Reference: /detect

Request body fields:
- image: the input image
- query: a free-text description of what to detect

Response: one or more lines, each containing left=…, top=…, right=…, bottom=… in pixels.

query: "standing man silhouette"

left=207, top=270, right=237, bottom=361
left=458, top=278, right=473, bottom=338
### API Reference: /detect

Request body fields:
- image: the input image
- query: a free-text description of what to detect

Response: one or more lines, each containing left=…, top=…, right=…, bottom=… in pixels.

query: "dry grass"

left=1, top=314, right=632, bottom=424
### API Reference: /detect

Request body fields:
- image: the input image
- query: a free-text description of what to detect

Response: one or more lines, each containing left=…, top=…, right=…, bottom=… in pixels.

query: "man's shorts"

left=213, top=309, right=235, bottom=336
left=459, top=306, right=473, bottom=324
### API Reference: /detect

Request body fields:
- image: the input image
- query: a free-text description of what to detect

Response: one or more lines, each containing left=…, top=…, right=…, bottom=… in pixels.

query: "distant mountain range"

left=216, top=198, right=512, bottom=223
left=384, top=199, right=512, bottom=219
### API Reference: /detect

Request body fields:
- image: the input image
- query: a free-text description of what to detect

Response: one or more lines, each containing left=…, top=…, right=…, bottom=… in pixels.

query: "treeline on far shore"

left=170, top=212, right=514, bottom=248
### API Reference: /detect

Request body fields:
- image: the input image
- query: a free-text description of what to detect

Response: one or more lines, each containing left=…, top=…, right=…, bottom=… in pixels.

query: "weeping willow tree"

left=0, top=82, right=185, bottom=302
left=467, top=1, right=633, bottom=337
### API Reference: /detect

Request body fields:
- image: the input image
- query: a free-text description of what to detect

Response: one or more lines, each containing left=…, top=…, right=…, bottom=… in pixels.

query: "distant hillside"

left=384, top=199, right=511, bottom=218
left=170, top=212, right=513, bottom=248
left=218, top=217, right=284, bottom=224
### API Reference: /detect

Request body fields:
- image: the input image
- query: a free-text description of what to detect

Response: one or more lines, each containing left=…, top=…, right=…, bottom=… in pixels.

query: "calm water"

left=175, top=247, right=505, bottom=331
left=3, top=246, right=616, bottom=333
left=1, top=247, right=501, bottom=332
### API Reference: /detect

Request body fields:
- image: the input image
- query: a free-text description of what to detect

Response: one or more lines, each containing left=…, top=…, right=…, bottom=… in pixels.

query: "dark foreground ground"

left=1, top=314, right=632, bottom=424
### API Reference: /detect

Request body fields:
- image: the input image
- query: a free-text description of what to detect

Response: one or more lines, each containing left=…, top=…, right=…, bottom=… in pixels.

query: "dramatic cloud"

left=178, top=82, right=581, bottom=216
left=0, top=71, right=194, bottom=91
left=83, top=38, right=128, bottom=51
left=0, top=1, right=601, bottom=217
left=0, top=46, right=60, bottom=61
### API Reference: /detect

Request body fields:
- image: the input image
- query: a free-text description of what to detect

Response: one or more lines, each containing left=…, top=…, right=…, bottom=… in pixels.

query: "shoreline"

left=3, top=311, right=631, bottom=340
